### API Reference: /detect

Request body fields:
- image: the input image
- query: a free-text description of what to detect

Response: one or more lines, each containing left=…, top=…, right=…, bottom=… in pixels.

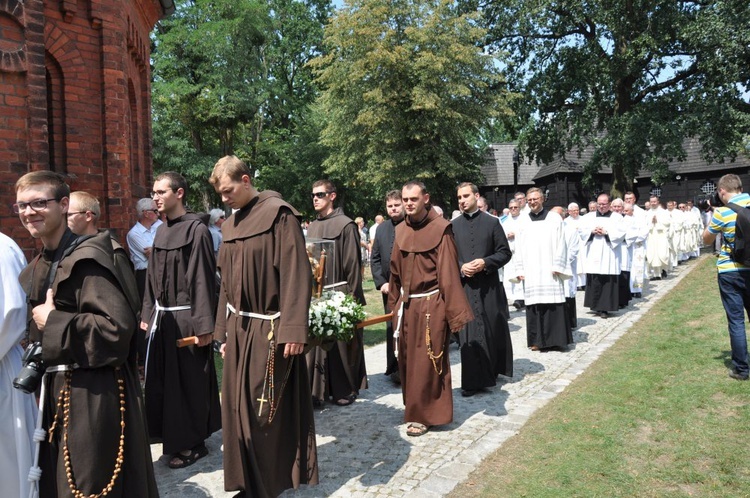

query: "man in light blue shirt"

left=127, top=197, right=162, bottom=367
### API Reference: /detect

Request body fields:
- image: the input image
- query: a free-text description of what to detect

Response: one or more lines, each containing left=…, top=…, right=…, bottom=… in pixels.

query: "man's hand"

left=140, top=321, right=149, bottom=331
left=32, top=289, right=55, bottom=331
left=461, top=258, right=486, bottom=277
left=506, top=231, right=515, bottom=240
left=143, top=246, right=153, bottom=258
left=381, top=282, right=390, bottom=294
left=219, top=342, right=226, bottom=359
left=196, top=333, right=213, bottom=347
left=283, top=342, right=304, bottom=357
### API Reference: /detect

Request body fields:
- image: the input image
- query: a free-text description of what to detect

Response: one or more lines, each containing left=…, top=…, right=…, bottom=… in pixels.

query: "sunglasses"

left=311, top=192, right=330, bottom=199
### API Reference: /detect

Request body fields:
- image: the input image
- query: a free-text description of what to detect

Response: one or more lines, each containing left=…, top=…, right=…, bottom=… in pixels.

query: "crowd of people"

left=0, top=162, right=729, bottom=498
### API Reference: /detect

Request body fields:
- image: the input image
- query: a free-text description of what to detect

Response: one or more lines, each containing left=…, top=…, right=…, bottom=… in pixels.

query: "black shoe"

left=461, top=389, right=478, bottom=397
left=389, top=371, right=401, bottom=385
left=728, top=369, right=749, bottom=381
left=598, top=311, right=609, bottom=318
left=661, top=270, right=668, bottom=278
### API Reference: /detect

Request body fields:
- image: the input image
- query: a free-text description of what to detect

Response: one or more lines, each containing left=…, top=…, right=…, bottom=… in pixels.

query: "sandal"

left=168, top=443, right=208, bottom=469
left=335, top=393, right=357, bottom=406
left=406, top=422, right=429, bottom=437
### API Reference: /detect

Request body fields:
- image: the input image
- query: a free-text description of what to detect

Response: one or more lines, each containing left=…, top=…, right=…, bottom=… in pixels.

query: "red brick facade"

left=0, top=0, right=171, bottom=255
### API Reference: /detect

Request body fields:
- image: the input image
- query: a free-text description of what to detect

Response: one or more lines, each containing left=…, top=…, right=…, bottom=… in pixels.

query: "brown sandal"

left=335, top=393, right=357, bottom=406
left=406, top=422, right=429, bottom=437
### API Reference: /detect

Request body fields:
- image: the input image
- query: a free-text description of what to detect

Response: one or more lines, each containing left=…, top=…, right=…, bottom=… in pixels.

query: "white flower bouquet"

left=308, top=291, right=366, bottom=344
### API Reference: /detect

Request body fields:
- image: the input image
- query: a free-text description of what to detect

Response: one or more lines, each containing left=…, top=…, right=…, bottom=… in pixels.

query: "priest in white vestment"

left=510, top=189, right=572, bottom=350
left=564, top=203, right=586, bottom=290
left=579, top=194, right=626, bottom=318
left=646, top=196, right=672, bottom=279
left=623, top=203, right=649, bottom=298
left=0, top=231, right=37, bottom=498
left=502, top=200, right=529, bottom=310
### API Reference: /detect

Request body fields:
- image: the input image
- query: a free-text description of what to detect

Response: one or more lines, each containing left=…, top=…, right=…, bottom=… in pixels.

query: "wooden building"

left=481, top=139, right=750, bottom=211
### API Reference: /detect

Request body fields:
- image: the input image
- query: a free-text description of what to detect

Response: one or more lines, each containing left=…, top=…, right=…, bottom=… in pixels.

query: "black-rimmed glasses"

left=12, top=198, right=58, bottom=214
left=150, top=189, right=176, bottom=199
left=311, top=192, right=330, bottom=199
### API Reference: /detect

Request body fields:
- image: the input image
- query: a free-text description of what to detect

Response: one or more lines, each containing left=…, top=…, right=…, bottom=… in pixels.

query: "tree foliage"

left=470, top=0, right=750, bottom=195
left=151, top=0, right=331, bottom=212
left=310, top=0, right=514, bottom=209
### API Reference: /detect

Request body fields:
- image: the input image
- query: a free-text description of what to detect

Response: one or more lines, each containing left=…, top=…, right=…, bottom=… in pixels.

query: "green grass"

left=450, top=256, right=750, bottom=497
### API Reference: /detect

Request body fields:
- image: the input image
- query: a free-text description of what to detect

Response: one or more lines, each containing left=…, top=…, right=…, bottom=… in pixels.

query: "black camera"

left=13, top=342, right=45, bottom=394
left=710, top=191, right=724, bottom=208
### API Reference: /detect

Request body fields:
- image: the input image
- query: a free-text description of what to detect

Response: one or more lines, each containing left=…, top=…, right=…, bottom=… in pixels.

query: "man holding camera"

left=703, top=174, right=750, bottom=381
left=15, top=171, right=157, bottom=497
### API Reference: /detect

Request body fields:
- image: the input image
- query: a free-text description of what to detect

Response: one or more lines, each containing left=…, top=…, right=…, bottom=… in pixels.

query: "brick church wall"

left=0, top=0, right=168, bottom=257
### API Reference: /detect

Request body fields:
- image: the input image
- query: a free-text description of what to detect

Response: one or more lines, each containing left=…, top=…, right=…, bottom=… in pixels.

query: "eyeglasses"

left=311, top=192, right=330, bottom=199
left=150, top=189, right=175, bottom=199
left=12, top=198, right=58, bottom=214
left=66, top=211, right=88, bottom=217
left=150, top=209, right=160, bottom=214
left=509, top=206, right=520, bottom=209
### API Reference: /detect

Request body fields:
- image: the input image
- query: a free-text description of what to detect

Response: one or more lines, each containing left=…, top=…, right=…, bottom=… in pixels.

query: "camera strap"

left=24, top=229, right=84, bottom=342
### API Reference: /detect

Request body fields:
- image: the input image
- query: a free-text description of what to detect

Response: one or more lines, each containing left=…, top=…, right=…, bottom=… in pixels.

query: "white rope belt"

left=145, top=300, right=191, bottom=382
left=226, top=303, right=281, bottom=321
left=28, top=364, right=79, bottom=497
left=323, top=281, right=348, bottom=291
left=393, top=288, right=439, bottom=343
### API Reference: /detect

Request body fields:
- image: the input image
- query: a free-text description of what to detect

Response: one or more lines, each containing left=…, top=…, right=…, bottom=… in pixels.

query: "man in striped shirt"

left=704, top=174, right=750, bottom=381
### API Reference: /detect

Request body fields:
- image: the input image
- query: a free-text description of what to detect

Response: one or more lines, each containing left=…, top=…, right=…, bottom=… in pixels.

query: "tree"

left=471, top=0, right=750, bottom=196
left=151, top=0, right=331, bottom=210
left=310, top=0, right=514, bottom=209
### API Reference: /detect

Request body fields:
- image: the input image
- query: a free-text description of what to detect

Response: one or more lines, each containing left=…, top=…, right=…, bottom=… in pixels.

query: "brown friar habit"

left=388, top=208, right=473, bottom=427
left=305, top=207, right=367, bottom=403
left=215, top=191, right=319, bottom=497
left=451, top=210, right=514, bottom=388
left=142, top=212, right=221, bottom=455
left=20, top=229, right=158, bottom=497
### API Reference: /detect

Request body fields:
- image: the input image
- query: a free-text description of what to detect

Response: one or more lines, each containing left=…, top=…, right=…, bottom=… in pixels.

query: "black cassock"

left=451, top=211, right=514, bottom=389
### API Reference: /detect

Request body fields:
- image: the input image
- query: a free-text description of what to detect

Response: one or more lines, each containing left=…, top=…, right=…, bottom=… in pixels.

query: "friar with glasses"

left=140, top=171, right=221, bottom=469
left=305, top=179, right=367, bottom=407
left=579, top=193, right=626, bottom=318
left=14, top=170, right=157, bottom=497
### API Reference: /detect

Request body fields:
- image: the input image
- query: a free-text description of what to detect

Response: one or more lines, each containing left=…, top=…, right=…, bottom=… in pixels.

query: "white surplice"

left=502, top=213, right=529, bottom=302
left=579, top=211, right=626, bottom=276
left=646, top=207, right=672, bottom=276
left=0, top=232, right=37, bottom=498
left=510, top=210, right=570, bottom=305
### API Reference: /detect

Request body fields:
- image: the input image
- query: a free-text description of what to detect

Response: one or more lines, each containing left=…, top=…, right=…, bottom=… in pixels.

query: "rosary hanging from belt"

left=424, top=312, right=445, bottom=375
left=258, top=318, right=293, bottom=425
left=47, top=367, right=126, bottom=498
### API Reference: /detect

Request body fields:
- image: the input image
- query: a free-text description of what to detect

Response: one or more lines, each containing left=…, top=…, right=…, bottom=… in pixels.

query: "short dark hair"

left=457, top=182, right=478, bottom=194
left=155, top=171, right=188, bottom=197
left=403, top=180, right=427, bottom=195
left=312, top=179, right=336, bottom=194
